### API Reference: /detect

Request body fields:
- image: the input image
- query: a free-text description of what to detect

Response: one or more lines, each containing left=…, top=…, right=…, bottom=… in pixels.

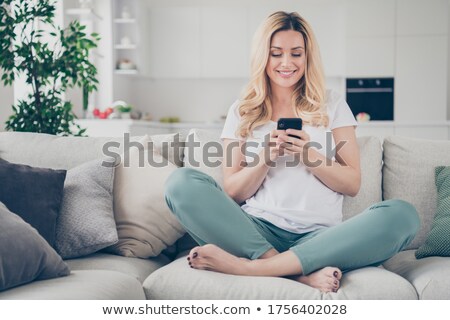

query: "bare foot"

left=186, top=244, right=251, bottom=275
left=294, top=267, right=342, bottom=293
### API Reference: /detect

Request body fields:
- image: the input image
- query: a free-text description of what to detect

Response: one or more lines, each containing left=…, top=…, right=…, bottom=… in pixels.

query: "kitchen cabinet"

left=344, top=0, right=395, bottom=77
left=147, top=2, right=345, bottom=78
left=148, top=7, right=201, bottom=78
left=346, top=37, right=395, bottom=77
left=200, top=8, right=249, bottom=78
left=355, top=122, right=450, bottom=140
left=395, top=36, right=448, bottom=122
left=397, top=0, right=448, bottom=36
left=303, top=2, right=346, bottom=77
left=395, top=124, right=449, bottom=140
left=355, top=122, right=395, bottom=140
left=345, top=0, right=396, bottom=37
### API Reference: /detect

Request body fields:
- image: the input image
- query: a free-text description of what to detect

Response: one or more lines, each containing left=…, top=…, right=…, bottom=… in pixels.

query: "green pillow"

left=415, top=166, right=450, bottom=259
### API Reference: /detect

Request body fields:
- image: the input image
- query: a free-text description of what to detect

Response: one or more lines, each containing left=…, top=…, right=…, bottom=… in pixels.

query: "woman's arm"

left=279, top=126, right=361, bottom=197
left=222, top=130, right=284, bottom=203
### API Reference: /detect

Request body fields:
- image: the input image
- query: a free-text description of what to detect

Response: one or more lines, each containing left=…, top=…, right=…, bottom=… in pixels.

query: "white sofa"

left=0, top=130, right=449, bottom=300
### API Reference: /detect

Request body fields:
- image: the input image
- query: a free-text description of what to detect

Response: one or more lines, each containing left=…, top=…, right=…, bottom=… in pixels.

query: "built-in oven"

left=346, top=78, right=394, bottom=121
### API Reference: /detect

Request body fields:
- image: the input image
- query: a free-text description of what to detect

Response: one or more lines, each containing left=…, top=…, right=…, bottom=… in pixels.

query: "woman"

left=164, top=11, right=419, bottom=293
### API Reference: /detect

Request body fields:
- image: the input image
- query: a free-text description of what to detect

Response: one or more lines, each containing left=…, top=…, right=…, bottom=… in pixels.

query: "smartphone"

left=277, top=118, right=303, bottom=139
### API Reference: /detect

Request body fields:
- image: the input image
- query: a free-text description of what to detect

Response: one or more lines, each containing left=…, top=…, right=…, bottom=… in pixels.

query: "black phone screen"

left=277, top=118, right=303, bottom=139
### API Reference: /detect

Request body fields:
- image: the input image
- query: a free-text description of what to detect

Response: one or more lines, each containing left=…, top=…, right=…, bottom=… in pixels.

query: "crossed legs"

left=165, top=168, right=419, bottom=293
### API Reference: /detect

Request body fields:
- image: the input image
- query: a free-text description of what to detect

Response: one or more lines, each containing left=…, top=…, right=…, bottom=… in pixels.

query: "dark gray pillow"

left=0, top=158, right=66, bottom=247
left=55, top=159, right=118, bottom=259
left=0, top=202, right=70, bottom=291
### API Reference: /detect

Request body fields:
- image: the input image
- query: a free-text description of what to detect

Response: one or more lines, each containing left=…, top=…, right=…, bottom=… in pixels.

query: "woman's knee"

left=374, top=199, right=420, bottom=237
left=165, top=167, right=201, bottom=199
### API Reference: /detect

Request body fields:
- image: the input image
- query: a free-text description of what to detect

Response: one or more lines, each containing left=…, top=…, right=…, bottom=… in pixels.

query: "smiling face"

left=265, top=29, right=306, bottom=91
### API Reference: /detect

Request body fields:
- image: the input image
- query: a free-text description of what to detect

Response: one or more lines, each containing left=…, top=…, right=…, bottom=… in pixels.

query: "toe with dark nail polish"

left=187, top=257, right=190, bottom=261
left=193, top=252, right=198, bottom=258
left=333, top=271, right=338, bottom=277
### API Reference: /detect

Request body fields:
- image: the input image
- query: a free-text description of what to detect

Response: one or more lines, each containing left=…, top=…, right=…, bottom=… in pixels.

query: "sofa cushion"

left=415, top=166, right=450, bottom=258
left=183, top=128, right=224, bottom=186
left=0, top=132, right=182, bottom=170
left=151, top=132, right=184, bottom=167
left=107, top=135, right=185, bottom=258
left=383, top=250, right=450, bottom=299
left=182, top=129, right=382, bottom=221
left=0, top=202, right=70, bottom=291
left=0, top=158, right=66, bottom=247
left=0, top=270, right=145, bottom=300
left=65, top=253, right=171, bottom=283
left=55, top=159, right=117, bottom=259
left=383, top=136, right=450, bottom=249
left=143, top=255, right=417, bottom=299
left=342, top=136, right=382, bottom=220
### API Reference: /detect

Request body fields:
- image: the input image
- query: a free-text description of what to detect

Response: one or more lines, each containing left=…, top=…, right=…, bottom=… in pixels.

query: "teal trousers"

left=165, top=168, right=420, bottom=275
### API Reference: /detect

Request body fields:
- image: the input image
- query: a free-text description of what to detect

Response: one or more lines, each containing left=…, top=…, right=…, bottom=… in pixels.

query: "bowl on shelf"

left=116, top=59, right=136, bottom=70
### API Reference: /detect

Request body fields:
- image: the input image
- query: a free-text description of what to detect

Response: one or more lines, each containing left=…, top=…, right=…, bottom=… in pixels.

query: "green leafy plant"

left=116, top=104, right=132, bottom=113
left=0, top=0, right=100, bottom=136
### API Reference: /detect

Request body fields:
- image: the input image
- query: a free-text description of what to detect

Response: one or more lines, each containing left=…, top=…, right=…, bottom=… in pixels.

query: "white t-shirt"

left=220, top=90, right=358, bottom=234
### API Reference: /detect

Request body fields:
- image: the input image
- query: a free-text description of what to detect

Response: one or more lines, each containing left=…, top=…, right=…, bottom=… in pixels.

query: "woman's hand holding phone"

left=260, top=129, right=286, bottom=165
left=276, top=118, right=311, bottom=160
left=277, top=128, right=311, bottom=159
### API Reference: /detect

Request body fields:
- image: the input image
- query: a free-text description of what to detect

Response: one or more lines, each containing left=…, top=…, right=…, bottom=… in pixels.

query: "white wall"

left=131, top=78, right=247, bottom=122
left=448, top=0, right=450, bottom=120
left=0, top=85, right=14, bottom=131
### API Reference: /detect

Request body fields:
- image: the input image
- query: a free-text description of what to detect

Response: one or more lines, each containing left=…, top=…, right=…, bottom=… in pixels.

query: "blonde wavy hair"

left=237, top=11, right=328, bottom=139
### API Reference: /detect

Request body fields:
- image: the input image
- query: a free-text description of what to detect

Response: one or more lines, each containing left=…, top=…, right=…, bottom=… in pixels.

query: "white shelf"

left=114, top=44, right=137, bottom=49
left=114, top=18, right=136, bottom=23
left=114, top=69, right=138, bottom=75
left=66, top=8, right=102, bottom=20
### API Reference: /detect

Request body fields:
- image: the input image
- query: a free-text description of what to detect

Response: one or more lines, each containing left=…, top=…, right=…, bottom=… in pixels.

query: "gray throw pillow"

left=55, top=159, right=118, bottom=259
left=0, top=202, right=70, bottom=291
left=0, top=158, right=67, bottom=247
left=415, top=166, right=450, bottom=258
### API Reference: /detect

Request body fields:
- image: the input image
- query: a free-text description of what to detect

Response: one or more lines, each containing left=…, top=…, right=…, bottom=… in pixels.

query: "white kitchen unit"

left=356, top=122, right=450, bottom=140
left=200, top=7, right=249, bottom=78
left=396, top=0, right=448, bottom=36
left=395, top=36, right=448, bottom=122
left=394, top=0, right=448, bottom=122
left=148, top=7, right=201, bottom=78
left=345, top=37, right=395, bottom=77
left=355, top=122, right=395, bottom=140
left=63, top=0, right=449, bottom=139
left=145, top=1, right=345, bottom=79
left=394, top=122, right=450, bottom=140
left=76, top=119, right=223, bottom=139
left=345, top=0, right=396, bottom=37
left=76, top=119, right=450, bottom=141
left=345, top=0, right=396, bottom=77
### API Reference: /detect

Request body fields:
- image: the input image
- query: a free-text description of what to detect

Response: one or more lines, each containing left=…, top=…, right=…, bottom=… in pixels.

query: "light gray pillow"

left=383, top=136, right=450, bottom=249
left=0, top=202, right=70, bottom=291
left=55, top=159, right=118, bottom=259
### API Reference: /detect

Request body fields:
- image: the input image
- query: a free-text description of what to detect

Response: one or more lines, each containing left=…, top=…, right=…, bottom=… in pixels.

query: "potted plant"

left=0, top=0, right=100, bottom=136
left=112, top=100, right=133, bottom=119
